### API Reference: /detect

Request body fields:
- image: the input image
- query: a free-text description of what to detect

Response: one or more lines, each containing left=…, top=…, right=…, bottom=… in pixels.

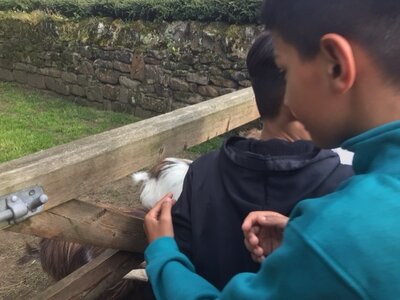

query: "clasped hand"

left=242, top=211, right=288, bottom=263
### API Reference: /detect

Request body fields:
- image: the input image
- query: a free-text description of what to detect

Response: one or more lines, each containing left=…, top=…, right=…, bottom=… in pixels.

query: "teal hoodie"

left=145, top=121, right=400, bottom=300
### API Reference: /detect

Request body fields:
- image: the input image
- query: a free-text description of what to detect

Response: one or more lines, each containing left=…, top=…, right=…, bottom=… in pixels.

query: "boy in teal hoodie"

left=144, top=0, right=400, bottom=299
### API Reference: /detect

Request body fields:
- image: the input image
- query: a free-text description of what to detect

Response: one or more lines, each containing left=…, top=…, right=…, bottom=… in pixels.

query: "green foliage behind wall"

left=0, top=0, right=263, bottom=24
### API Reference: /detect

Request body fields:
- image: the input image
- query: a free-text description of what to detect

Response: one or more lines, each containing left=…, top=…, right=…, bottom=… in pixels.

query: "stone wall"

left=0, top=12, right=263, bottom=117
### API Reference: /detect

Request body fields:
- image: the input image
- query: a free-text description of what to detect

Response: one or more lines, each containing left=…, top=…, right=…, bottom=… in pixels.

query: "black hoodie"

left=172, top=136, right=354, bottom=290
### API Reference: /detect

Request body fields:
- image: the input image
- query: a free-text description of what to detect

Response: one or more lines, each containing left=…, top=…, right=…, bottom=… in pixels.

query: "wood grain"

left=33, top=249, right=143, bottom=300
left=7, top=199, right=147, bottom=252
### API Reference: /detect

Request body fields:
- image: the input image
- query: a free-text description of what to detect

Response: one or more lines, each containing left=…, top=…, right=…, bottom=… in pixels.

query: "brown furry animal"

left=36, top=206, right=154, bottom=300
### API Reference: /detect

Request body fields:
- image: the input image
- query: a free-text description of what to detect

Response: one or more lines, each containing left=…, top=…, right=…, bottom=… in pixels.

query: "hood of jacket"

left=218, top=136, right=353, bottom=215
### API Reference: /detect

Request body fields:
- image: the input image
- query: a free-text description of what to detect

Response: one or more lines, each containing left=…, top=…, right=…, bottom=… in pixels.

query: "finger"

left=244, top=236, right=259, bottom=251
left=272, top=226, right=284, bottom=249
left=248, top=232, right=260, bottom=247
left=244, top=240, right=264, bottom=262
left=242, top=212, right=260, bottom=232
left=244, top=225, right=261, bottom=244
left=163, top=192, right=174, bottom=198
left=159, top=198, right=173, bottom=222
left=253, top=245, right=264, bottom=257
left=146, top=194, right=173, bottom=219
left=256, top=214, right=288, bottom=229
left=257, top=255, right=265, bottom=263
left=251, top=225, right=260, bottom=235
left=246, top=233, right=264, bottom=255
left=250, top=253, right=259, bottom=262
left=242, top=212, right=255, bottom=232
left=251, top=253, right=265, bottom=264
left=153, top=193, right=174, bottom=209
left=242, top=211, right=282, bottom=232
left=244, top=236, right=264, bottom=257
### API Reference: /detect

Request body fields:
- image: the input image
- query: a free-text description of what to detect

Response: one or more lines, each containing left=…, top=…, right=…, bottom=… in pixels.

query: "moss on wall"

left=0, top=11, right=262, bottom=116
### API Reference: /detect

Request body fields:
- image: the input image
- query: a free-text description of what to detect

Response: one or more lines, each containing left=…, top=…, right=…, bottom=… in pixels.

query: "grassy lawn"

left=0, top=82, right=223, bottom=163
left=0, top=82, right=140, bottom=163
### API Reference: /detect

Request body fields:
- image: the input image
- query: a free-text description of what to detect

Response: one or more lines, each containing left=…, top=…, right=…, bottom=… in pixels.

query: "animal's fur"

left=39, top=239, right=103, bottom=280
left=132, top=158, right=192, bottom=208
left=34, top=207, right=153, bottom=300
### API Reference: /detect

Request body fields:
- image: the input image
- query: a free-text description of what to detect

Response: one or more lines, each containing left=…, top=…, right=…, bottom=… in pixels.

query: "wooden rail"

left=33, top=249, right=144, bottom=300
left=8, top=200, right=147, bottom=252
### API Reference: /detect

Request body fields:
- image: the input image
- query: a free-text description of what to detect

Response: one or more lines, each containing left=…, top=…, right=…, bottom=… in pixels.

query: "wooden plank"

left=33, top=249, right=144, bottom=300
left=0, top=88, right=258, bottom=229
left=7, top=199, right=147, bottom=252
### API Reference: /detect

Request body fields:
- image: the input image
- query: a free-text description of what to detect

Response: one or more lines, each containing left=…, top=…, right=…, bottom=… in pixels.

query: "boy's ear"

left=320, top=34, right=356, bottom=93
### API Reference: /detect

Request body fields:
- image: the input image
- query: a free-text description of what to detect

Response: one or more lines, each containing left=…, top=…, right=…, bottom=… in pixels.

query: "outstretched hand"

left=242, top=211, right=288, bottom=263
left=144, top=193, right=176, bottom=244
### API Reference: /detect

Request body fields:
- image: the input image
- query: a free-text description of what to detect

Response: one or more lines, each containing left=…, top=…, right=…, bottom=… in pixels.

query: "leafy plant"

left=0, top=0, right=263, bottom=24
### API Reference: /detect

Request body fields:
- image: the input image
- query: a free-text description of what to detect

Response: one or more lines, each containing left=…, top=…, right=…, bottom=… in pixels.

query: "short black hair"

left=262, top=0, right=400, bottom=84
left=246, top=31, right=285, bottom=119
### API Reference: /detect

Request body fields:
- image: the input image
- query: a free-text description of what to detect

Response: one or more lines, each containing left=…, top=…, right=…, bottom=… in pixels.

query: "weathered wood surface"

left=33, top=249, right=143, bottom=300
left=7, top=199, right=147, bottom=252
left=0, top=88, right=257, bottom=229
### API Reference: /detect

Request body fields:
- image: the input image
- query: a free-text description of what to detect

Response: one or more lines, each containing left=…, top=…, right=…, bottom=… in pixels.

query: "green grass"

left=0, top=81, right=224, bottom=164
left=0, top=82, right=140, bottom=163
left=188, top=136, right=223, bottom=154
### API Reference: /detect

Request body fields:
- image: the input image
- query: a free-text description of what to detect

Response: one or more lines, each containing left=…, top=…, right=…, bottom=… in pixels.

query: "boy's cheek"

left=283, top=87, right=298, bottom=108
left=283, top=93, right=289, bottom=105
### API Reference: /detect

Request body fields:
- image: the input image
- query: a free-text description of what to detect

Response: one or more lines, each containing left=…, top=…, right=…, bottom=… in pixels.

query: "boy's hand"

left=242, top=211, right=288, bottom=263
left=144, top=193, right=176, bottom=243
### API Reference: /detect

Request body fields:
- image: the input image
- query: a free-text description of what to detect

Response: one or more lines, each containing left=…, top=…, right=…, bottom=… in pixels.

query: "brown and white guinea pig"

left=132, top=157, right=192, bottom=208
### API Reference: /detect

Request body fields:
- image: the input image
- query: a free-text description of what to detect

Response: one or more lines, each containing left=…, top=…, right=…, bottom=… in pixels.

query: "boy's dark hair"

left=247, top=31, right=285, bottom=119
left=262, top=0, right=400, bottom=84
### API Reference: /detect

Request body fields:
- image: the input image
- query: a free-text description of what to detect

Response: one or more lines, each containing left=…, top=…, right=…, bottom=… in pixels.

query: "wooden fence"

left=0, top=87, right=259, bottom=299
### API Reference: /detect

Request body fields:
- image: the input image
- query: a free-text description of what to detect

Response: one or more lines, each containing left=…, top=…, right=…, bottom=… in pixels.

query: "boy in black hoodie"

left=171, top=32, right=353, bottom=289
